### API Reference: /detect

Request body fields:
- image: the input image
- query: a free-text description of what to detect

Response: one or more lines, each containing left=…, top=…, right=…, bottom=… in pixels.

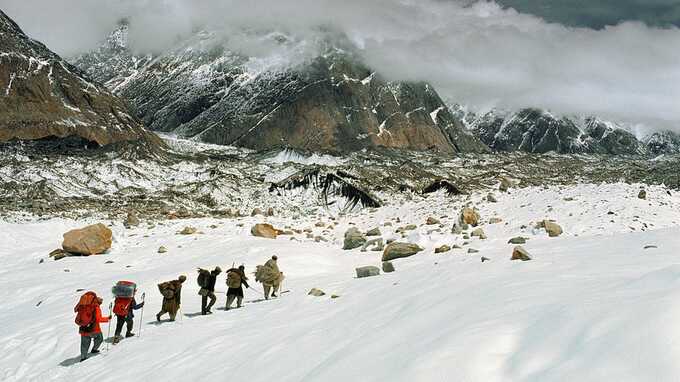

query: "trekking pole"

left=106, top=302, right=113, bottom=351
left=138, top=292, right=146, bottom=338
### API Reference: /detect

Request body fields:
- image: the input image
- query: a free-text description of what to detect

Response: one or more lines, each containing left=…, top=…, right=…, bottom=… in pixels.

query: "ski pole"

left=138, top=292, right=145, bottom=338
left=106, top=302, right=113, bottom=351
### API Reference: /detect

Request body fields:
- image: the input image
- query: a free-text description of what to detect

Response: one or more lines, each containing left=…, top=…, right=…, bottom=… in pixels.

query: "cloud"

left=1, top=0, right=679, bottom=130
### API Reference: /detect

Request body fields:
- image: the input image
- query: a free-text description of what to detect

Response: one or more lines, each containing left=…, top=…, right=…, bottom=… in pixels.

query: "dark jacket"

left=206, top=271, right=219, bottom=292
left=126, top=297, right=144, bottom=319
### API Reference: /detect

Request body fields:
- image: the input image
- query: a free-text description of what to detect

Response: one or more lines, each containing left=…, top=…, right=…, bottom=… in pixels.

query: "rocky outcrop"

left=382, top=242, right=423, bottom=261
left=343, top=227, right=367, bottom=250
left=74, top=25, right=488, bottom=154
left=355, top=266, right=380, bottom=278
left=511, top=246, right=531, bottom=261
left=62, top=223, right=112, bottom=255
left=251, top=223, right=280, bottom=239
left=0, top=11, right=159, bottom=148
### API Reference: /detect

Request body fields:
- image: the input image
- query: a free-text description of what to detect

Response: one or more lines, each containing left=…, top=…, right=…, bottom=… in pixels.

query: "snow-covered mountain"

left=461, top=107, right=680, bottom=156
left=73, top=24, right=488, bottom=154
left=0, top=11, right=159, bottom=148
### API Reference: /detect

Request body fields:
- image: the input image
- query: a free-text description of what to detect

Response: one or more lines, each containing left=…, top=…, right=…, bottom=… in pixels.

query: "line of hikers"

left=73, top=256, right=284, bottom=362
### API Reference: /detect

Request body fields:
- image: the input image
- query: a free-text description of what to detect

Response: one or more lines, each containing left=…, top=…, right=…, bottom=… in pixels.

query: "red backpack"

left=74, top=292, right=98, bottom=331
left=113, top=297, right=133, bottom=317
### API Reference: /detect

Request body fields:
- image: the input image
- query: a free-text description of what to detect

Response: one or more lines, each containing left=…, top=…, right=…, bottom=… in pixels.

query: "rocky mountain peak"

left=0, top=9, right=160, bottom=148
left=74, top=26, right=488, bottom=154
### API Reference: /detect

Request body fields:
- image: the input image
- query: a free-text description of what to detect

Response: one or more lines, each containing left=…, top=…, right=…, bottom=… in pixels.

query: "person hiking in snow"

left=256, top=255, right=285, bottom=300
left=112, top=292, right=144, bottom=344
left=74, top=292, right=111, bottom=362
left=198, top=266, right=221, bottom=315
left=225, top=265, right=249, bottom=310
left=156, top=275, right=186, bottom=322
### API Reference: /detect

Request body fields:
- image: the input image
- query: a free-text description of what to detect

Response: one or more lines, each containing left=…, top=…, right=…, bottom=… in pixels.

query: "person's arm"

left=97, top=306, right=111, bottom=323
left=242, top=279, right=249, bottom=288
left=132, top=299, right=144, bottom=310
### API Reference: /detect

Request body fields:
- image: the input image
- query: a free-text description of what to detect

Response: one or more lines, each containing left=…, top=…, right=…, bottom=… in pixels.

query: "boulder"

left=382, top=261, right=395, bottom=273
left=638, top=190, right=647, bottom=200
left=158, top=246, right=168, bottom=254
left=251, top=208, right=263, bottom=216
left=124, top=212, right=140, bottom=228
left=177, top=206, right=191, bottom=218
left=62, top=223, right=112, bottom=255
left=471, top=228, right=487, bottom=239
left=487, top=193, right=498, bottom=203
left=356, top=266, right=380, bottom=278
left=542, top=220, right=563, bottom=237
left=382, top=242, right=423, bottom=261
left=179, top=226, right=198, bottom=235
left=308, top=288, right=326, bottom=297
left=499, top=177, right=512, bottom=192
left=459, top=208, right=480, bottom=227
left=489, top=217, right=503, bottom=224
left=49, top=249, right=70, bottom=261
left=366, top=227, right=382, bottom=237
left=251, top=223, right=280, bottom=239
left=468, top=248, right=479, bottom=254
left=435, top=245, right=451, bottom=254
left=361, top=238, right=384, bottom=252
left=266, top=207, right=275, bottom=217
left=426, top=217, right=440, bottom=225
left=343, top=227, right=367, bottom=250
left=511, top=246, right=532, bottom=261
left=508, top=237, right=527, bottom=244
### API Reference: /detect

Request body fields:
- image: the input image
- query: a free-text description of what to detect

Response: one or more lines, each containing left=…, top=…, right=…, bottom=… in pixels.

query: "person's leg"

left=91, top=333, right=104, bottom=352
left=226, top=294, right=235, bottom=310
left=201, top=295, right=207, bottom=315
left=114, top=315, right=125, bottom=337
left=125, top=317, right=134, bottom=336
left=80, top=335, right=92, bottom=360
left=157, top=307, right=167, bottom=321
left=206, top=292, right=216, bottom=312
left=263, top=285, right=271, bottom=300
left=271, top=284, right=279, bottom=297
left=237, top=296, right=243, bottom=308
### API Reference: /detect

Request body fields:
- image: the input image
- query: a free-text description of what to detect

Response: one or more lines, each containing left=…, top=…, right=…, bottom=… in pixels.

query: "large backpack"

left=197, top=269, right=209, bottom=288
left=112, top=281, right=136, bottom=298
left=158, top=282, right=175, bottom=299
left=226, top=270, right=241, bottom=289
left=113, top=297, right=133, bottom=316
left=74, top=292, right=98, bottom=332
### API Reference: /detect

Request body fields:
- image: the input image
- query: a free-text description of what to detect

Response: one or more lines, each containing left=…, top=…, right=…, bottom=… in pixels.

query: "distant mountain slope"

left=0, top=11, right=159, bottom=147
left=466, top=108, right=649, bottom=155
left=74, top=25, right=488, bottom=154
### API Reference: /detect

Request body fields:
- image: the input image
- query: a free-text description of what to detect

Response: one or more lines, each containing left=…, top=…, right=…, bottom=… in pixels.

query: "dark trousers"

left=114, top=315, right=133, bottom=337
left=201, top=292, right=216, bottom=314
left=80, top=333, right=103, bottom=360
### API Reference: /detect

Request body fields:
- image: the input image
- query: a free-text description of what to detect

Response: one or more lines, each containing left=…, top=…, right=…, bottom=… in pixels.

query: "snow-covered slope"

left=2, top=183, right=680, bottom=381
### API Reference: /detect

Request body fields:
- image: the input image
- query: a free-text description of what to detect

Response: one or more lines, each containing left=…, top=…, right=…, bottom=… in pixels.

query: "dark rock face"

left=74, top=27, right=488, bottom=154
left=470, top=108, right=645, bottom=155
left=644, top=130, right=680, bottom=155
left=0, top=10, right=159, bottom=147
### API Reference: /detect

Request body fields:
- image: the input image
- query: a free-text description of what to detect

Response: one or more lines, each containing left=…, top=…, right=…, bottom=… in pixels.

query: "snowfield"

left=2, top=183, right=680, bottom=381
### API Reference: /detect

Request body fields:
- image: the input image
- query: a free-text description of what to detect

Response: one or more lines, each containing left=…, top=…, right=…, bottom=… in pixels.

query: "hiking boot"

left=90, top=349, right=100, bottom=354
left=156, top=314, right=161, bottom=322
left=271, top=293, right=277, bottom=298
left=112, top=336, right=121, bottom=344
left=80, top=357, right=87, bottom=362
left=205, top=310, right=213, bottom=314
left=125, top=332, right=135, bottom=338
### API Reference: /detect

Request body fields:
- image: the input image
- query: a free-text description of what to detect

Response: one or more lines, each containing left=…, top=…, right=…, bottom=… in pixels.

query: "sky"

left=1, top=0, right=679, bottom=131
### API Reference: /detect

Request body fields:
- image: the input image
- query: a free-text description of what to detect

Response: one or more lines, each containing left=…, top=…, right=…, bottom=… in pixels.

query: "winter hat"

left=179, top=275, right=187, bottom=282
left=272, top=255, right=278, bottom=260
left=214, top=266, right=222, bottom=273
